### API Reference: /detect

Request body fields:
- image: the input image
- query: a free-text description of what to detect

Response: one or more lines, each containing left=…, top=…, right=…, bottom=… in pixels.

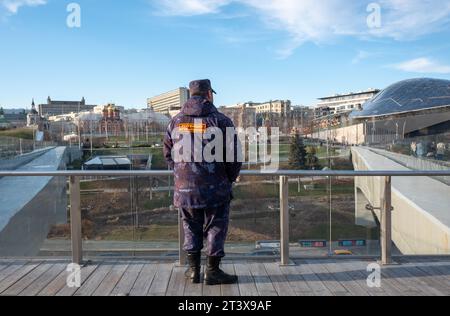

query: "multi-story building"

left=315, top=89, right=380, bottom=118
left=38, top=96, right=96, bottom=117
left=249, top=100, right=291, bottom=115
left=219, top=103, right=257, bottom=129
left=290, top=106, right=314, bottom=134
left=3, top=108, right=27, bottom=128
left=147, top=87, right=190, bottom=117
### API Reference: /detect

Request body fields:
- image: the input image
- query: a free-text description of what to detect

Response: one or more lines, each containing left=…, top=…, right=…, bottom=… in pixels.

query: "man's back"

left=164, top=95, right=242, bottom=209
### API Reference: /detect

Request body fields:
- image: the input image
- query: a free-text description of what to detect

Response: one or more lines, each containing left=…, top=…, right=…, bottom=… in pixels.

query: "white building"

left=147, top=87, right=190, bottom=117
left=315, top=89, right=380, bottom=118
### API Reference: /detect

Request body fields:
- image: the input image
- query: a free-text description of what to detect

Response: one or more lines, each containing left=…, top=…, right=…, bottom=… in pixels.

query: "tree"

left=305, top=146, right=321, bottom=170
left=289, top=134, right=307, bottom=170
left=0, top=107, right=4, bottom=116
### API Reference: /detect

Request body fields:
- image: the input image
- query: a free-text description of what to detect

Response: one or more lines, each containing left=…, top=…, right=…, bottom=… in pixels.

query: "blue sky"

left=1, top=0, right=450, bottom=109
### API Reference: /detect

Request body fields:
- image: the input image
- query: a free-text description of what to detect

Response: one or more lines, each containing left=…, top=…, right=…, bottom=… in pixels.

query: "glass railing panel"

left=226, top=175, right=280, bottom=258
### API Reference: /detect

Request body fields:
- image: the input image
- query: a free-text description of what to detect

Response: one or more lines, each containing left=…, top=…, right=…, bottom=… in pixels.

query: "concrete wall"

left=370, top=148, right=450, bottom=185
left=310, top=123, right=365, bottom=145
left=0, top=147, right=69, bottom=257
left=0, top=147, right=54, bottom=171
left=352, top=147, right=450, bottom=255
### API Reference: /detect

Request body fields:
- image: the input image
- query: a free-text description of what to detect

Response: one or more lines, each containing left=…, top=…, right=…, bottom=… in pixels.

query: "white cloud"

left=154, top=0, right=450, bottom=58
left=154, top=0, right=231, bottom=16
left=1, top=0, right=46, bottom=14
left=352, top=50, right=371, bottom=64
left=392, top=57, right=450, bottom=74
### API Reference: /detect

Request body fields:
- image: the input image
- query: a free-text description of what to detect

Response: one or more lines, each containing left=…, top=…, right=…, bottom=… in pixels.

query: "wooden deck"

left=0, top=258, right=449, bottom=296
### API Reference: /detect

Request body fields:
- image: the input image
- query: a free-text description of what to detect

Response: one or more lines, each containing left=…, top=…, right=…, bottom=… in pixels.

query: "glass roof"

left=350, top=78, right=450, bottom=118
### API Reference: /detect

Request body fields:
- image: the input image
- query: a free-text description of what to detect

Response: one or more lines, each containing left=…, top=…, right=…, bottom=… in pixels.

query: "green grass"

left=100, top=224, right=178, bottom=241
left=0, top=128, right=34, bottom=140
left=299, top=223, right=379, bottom=240
left=233, top=181, right=354, bottom=200
left=142, top=195, right=172, bottom=210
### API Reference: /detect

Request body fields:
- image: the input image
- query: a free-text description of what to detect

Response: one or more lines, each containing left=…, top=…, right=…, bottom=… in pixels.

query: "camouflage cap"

left=189, top=79, right=217, bottom=95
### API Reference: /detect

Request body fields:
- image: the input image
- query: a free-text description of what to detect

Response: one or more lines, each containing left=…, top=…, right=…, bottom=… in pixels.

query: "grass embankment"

left=0, top=128, right=34, bottom=140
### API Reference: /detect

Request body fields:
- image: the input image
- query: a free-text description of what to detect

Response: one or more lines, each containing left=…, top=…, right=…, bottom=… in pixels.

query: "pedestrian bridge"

left=0, top=258, right=449, bottom=296
left=352, top=147, right=450, bottom=255
left=1, top=166, right=450, bottom=296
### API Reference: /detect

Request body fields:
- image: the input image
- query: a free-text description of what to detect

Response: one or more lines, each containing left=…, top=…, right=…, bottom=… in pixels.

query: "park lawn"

left=233, top=181, right=354, bottom=200
left=0, top=128, right=34, bottom=140
left=301, top=223, right=379, bottom=241
left=99, top=224, right=179, bottom=241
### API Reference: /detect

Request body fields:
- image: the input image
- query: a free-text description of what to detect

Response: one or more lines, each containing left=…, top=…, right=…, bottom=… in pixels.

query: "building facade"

left=147, top=87, right=190, bottom=116
left=249, top=100, right=291, bottom=115
left=38, top=96, right=96, bottom=117
left=219, top=103, right=257, bottom=129
left=315, top=89, right=380, bottom=118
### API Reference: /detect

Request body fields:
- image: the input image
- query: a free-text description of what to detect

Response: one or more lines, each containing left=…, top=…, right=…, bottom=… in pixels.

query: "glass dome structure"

left=351, top=78, right=450, bottom=118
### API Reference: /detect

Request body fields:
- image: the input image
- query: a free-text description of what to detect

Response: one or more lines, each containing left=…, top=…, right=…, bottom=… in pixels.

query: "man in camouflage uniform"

left=164, top=79, right=242, bottom=285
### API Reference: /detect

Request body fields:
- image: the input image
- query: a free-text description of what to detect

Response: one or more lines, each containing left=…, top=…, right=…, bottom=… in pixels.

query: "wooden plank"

left=56, top=263, right=99, bottom=296
left=320, top=261, right=370, bottom=296
left=404, top=261, right=450, bottom=295
left=0, top=261, right=14, bottom=274
left=221, top=263, right=240, bottom=297
left=73, top=262, right=115, bottom=296
left=38, top=268, right=72, bottom=296
left=93, top=262, right=129, bottom=296
left=344, top=260, right=409, bottom=296
left=249, top=262, right=277, bottom=296
left=234, top=263, right=258, bottom=297
left=306, top=260, right=349, bottom=296
left=1, top=262, right=52, bottom=296
left=166, top=266, right=187, bottom=296
left=129, top=263, right=158, bottom=296
left=295, top=260, right=333, bottom=296
left=263, top=263, right=295, bottom=296
left=338, top=260, right=391, bottom=296
left=400, top=265, right=446, bottom=296
left=110, top=263, right=144, bottom=296
left=380, top=266, right=423, bottom=296
left=184, top=265, right=203, bottom=297
left=0, top=261, right=28, bottom=284
left=19, top=263, right=67, bottom=296
left=0, top=261, right=41, bottom=295
left=147, top=263, right=173, bottom=296
left=414, top=260, right=450, bottom=286
left=279, top=264, right=314, bottom=296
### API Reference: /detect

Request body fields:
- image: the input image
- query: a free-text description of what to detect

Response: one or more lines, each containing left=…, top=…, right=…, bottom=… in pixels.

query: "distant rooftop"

left=318, top=89, right=380, bottom=100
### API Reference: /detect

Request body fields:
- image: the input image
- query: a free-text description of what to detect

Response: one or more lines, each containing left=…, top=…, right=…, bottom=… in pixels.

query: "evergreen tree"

left=305, top=146, right=321, bottom=170
left=288, top=134, right=307, bottom=170
left=0, top=107, right=4, bottom=116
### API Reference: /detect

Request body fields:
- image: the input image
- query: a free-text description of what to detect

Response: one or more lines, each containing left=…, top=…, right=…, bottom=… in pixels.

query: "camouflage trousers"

left=180, top=203, right=230, bottom=258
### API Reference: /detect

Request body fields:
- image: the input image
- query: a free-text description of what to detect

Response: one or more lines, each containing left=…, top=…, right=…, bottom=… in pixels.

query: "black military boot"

left=204, top=256, right=238, bottom=285
left=185, top=252, right=201, bottom=284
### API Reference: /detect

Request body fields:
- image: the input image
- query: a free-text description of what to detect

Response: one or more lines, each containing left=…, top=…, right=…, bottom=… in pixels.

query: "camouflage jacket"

left=164, top=96, right=242, bottom=209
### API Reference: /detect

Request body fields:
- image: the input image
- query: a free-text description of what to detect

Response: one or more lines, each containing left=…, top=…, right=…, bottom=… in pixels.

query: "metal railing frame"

left=1, top=169, right=450, bottom=266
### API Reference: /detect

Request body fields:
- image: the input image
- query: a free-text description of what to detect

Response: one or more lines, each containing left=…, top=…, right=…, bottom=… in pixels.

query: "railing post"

left=178, top=209, right=187, bottom=266
left=69, top=176, right=83, bottom=265
left=280, top=176, right=291, bottom=266
left=381, top=176, right=393, bottom=265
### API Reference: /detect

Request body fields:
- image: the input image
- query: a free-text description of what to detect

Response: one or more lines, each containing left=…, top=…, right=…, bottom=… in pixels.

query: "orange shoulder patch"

left=177, top=123, right=207, bottom=133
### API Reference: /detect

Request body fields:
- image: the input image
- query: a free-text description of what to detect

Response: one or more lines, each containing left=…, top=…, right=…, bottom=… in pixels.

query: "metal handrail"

left=1, top=170, right=450, bottom=177
left=2, top=169, right=450, bottom=266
